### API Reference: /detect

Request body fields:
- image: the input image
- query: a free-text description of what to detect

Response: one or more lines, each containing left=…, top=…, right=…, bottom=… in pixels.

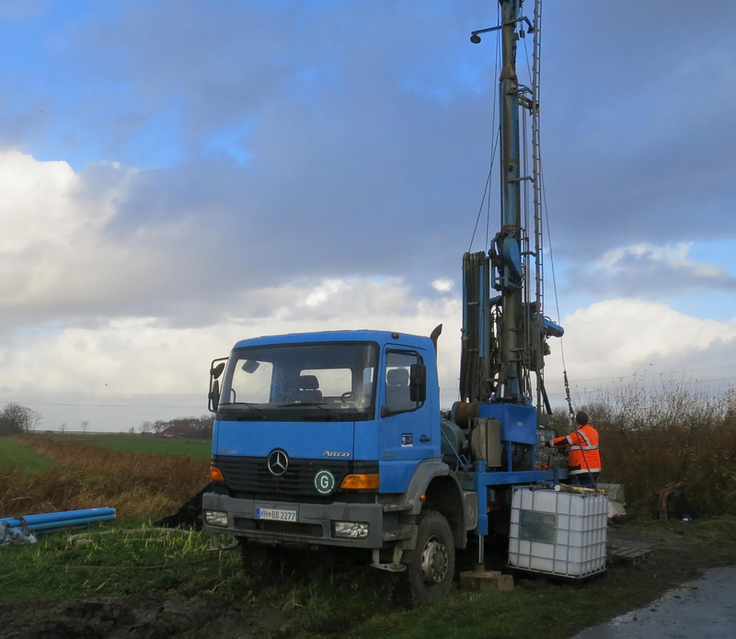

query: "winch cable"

left=469, top=162, right=494, bottom=253
left=540, top=152, right=595, bottom=489
left=469, top=5, right=502, bottom=253
left=540, top=160, right=574, bottom=418
left=532, top=0, right=595, bottom=488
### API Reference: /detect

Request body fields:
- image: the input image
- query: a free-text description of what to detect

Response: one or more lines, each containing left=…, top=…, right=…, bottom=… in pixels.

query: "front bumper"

left=202, top=492, right=386, bottom=548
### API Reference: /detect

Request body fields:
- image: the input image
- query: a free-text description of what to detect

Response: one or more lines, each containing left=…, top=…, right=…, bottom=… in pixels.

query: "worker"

left=542, top=411, right=601, bottom=487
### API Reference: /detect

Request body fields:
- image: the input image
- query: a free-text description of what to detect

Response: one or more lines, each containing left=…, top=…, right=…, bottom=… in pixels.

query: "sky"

left=1, top=0, right=735, bottom=432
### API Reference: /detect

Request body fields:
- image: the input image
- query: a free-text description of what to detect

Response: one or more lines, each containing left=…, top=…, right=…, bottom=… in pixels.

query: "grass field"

left=1, top=435, right=209, bottom=519
left=67, top=434, right=212, bottom=459
left=2, top=433, right=736, bottom=638
left=0, top=437, right=58, bottom=474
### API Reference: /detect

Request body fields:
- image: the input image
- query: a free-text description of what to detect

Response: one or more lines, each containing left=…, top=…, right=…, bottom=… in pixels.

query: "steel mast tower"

left=460, top=0, right=562, bottom=412
left=497, top=0, right=524, bottom=402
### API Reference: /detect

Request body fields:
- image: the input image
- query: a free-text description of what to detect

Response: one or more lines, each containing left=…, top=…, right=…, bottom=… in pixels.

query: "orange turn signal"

left=340, top=473, right=379, bottom=490
left=209, top=466, right=224, bottom=482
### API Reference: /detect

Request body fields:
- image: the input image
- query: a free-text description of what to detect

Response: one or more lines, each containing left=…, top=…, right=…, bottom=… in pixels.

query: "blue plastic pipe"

left=9, top=514, right=117, bottom=533
left=1, top=507, right=116, bottom=529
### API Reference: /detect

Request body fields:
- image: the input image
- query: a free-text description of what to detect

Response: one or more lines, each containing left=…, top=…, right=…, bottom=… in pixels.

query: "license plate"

left=255, top=508, right=297, bottom=522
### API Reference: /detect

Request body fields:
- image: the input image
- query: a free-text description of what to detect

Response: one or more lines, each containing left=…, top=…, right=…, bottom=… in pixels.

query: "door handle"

left=419, top=435, right=431, bottom=443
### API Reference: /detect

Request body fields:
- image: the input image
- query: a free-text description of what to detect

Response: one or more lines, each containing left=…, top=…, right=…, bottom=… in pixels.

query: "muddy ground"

left=603, top=522, right=735, bottom=588
left=1, top=524, right=734, bottom=639
left=0, top=594, right=261, bottom=639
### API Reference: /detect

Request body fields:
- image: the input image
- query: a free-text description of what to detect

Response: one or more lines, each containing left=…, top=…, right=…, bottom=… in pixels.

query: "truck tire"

left=406, top=510, right=455, bottom=605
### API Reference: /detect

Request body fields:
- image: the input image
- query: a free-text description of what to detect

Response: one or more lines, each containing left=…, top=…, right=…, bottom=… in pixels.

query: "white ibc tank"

left=508, top=487, right=607, bottom=578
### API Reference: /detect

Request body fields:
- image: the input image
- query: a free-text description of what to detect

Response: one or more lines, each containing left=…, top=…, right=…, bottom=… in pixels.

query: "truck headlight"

left=333, top=521, right=369, bottom=539
left=204, top=510, right=228, bottom=527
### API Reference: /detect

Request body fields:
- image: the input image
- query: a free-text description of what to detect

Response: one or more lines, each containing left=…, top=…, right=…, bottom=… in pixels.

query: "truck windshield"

left=218, top=342, right=378, bottom=422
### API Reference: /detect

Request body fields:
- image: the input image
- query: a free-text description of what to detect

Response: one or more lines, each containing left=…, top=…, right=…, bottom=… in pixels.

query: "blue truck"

left=202, top=326, right=566, bottom=604
left=202, top=0, right=568, bottom=604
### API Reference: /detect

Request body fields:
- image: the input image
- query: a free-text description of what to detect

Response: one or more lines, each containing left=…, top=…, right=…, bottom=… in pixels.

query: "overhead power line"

left=0, top=399, right=206, bottom=409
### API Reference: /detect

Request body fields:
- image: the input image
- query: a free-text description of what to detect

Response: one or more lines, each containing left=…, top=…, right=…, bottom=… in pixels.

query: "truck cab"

left=203, top=329, right=475, bottom=602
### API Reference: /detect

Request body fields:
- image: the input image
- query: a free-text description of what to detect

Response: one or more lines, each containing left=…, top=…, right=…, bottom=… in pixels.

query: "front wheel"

left=405, top=510, right=455, bottom=605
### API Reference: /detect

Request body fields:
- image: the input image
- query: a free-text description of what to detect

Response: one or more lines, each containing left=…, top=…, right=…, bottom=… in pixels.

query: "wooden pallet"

left=607, top=541, right=652, bottom=565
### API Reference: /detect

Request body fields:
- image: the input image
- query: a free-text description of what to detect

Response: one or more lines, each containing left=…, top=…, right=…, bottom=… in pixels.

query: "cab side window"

left=384, top=350, right=423, bottom=415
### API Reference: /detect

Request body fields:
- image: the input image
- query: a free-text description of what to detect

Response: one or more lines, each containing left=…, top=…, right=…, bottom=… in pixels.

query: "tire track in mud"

left=0, top=594, right=259, bottom=639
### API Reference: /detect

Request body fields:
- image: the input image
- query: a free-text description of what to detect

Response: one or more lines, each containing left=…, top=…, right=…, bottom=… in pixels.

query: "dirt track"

left=574, top=565, right=736, bottom=639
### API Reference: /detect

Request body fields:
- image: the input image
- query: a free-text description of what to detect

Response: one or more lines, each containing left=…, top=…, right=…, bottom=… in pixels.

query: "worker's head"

left=575, top=410, right=589, bottom=426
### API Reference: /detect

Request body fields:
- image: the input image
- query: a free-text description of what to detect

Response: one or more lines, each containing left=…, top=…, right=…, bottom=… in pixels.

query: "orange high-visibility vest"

left=551, top=423, right=601, bottom=475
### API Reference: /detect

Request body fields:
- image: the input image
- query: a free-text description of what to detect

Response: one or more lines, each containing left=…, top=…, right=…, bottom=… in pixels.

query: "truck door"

left=378, top=347, right=438, bottom=492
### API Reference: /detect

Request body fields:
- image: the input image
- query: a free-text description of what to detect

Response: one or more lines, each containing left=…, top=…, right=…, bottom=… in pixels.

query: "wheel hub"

left=420, top=536, right=449, bottom=584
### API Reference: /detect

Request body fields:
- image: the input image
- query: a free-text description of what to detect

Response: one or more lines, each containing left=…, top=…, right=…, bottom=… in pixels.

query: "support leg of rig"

left=459, top=533, right=514, bottom=592
left=476, top=533, right=485, bottom=571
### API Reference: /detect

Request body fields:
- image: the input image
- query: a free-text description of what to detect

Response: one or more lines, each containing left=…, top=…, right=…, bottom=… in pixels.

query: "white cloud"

left=7, top=283, right=736, bottom=430
left=0, top=276, right=462, bottom=429
left=566, top=298, right=731, bottom=366
left=0, top=149, right=167, bottom=318
left=597, top=242, right=724, bottom=279
left=544, top=298, right=736, bottom=401
left=304, top=280, right=344, bottom=307
left=0, top=148, right=465, bottom=429
left=432, top=278, right=454, bottom=293
left=4, top=155, right=735, bottom=430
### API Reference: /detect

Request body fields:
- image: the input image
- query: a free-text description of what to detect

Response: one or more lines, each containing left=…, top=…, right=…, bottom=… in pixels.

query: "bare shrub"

left=579, top=381, right=736, bottom=516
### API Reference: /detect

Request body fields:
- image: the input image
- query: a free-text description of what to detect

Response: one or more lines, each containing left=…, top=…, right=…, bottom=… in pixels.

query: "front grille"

left=214, top=455, right=378, bottom=499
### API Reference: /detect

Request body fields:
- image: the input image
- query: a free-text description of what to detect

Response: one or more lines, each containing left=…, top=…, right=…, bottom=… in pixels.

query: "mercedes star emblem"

left=267, top=449, right=289, bottom=476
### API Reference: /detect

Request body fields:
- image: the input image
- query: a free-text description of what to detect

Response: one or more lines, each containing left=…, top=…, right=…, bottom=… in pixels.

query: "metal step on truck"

left=203, top=0, right=571, bottom=605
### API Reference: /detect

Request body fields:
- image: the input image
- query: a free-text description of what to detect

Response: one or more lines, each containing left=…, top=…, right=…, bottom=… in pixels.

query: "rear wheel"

left=405, top=510, right=455, bottom=605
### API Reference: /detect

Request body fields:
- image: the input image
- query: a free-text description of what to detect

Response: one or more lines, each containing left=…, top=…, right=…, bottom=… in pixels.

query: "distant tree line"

left=0, top=403, right=42, bottom=435
left=139, top=415, right=214, bottom=439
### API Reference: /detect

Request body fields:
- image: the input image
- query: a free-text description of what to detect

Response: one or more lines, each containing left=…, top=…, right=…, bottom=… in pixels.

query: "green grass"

left=0, top=437, right=58, bottom=474
left=0, top=528, right=672, bottom=639
left=52, top=434, right=212, bottom=459
left=2, top=518, right=735, bottom=639
left=0, top=523, right=245, bottom=603
left=347, top=583, right=646, bottom=639
left=629, top=513, right=736, bottom=543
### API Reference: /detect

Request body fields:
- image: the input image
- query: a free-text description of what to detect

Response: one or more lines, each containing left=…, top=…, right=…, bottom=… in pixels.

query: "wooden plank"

left=607, top=541, right=652, bottom=565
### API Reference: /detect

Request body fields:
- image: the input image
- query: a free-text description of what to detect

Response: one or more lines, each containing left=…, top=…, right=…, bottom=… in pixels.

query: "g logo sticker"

left=314, top=470, right=336, bottom=495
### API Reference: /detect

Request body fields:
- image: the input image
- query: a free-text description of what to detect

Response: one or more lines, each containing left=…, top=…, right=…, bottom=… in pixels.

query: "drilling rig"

left=203, top=0, right=569, bottom=604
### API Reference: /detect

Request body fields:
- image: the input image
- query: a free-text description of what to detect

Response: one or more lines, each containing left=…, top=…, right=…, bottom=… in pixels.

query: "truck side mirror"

left=409, top=364, right=427, bottom=403
left=208, top=380, right=220, bottom=413
left=208, top=357, right=228, bottom=412
left=211, top=362, right=226, bottom=379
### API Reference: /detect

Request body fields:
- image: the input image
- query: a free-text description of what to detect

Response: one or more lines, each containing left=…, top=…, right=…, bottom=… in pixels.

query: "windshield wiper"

left=277, top=402, right=339, bottom=421
left=222, top=402, right=270, bottom=421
